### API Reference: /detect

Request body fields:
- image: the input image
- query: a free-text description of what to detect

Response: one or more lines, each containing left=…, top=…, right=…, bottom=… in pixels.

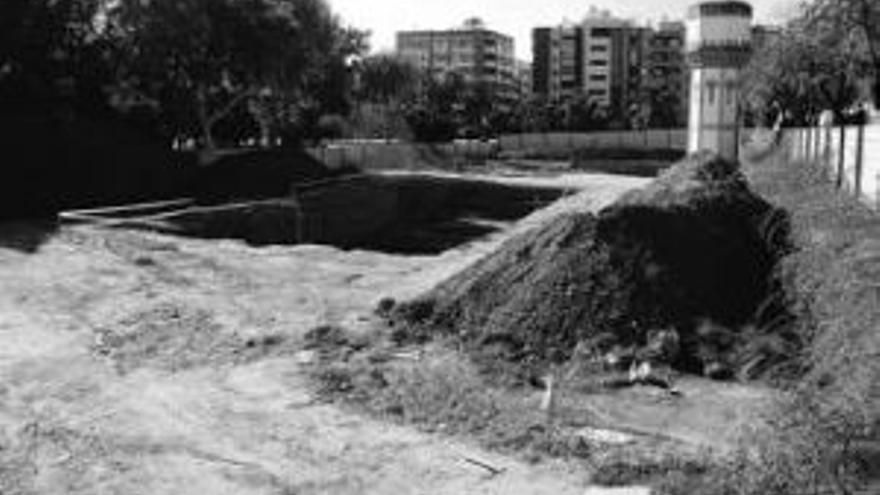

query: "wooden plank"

left=61, top=198, right=194, bottom=217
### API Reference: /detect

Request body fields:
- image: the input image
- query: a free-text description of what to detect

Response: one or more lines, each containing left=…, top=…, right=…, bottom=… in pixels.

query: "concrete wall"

left=307, top=142, right=497, bottom=171
left=787, top=122, right=880, bottom=210
left=498, top=129, right=688, bottom=154
left=308, top=131, right=688, bottom=170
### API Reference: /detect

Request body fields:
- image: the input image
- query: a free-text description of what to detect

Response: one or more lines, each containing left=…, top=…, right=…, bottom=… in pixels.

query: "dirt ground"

left=0, top=173, right=653, bottom=495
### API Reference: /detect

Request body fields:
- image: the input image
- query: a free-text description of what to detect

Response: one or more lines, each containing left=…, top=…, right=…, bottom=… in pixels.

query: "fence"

left=786, top=122, right=880, bottom=210
left=307, top=140, right=497, bottom=170
left=309, top=129, right=689, bottom=170
left=497, top=129, right=688, bottom=154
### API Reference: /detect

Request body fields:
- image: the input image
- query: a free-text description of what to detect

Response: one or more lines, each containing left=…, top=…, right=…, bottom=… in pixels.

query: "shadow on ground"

left=344, top=175, right=569, bottom=255
left=0, top=219, right=59, bottom=254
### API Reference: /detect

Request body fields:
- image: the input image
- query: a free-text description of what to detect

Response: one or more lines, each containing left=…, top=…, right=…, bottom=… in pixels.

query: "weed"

left=669, top=135, right=880, bottom=495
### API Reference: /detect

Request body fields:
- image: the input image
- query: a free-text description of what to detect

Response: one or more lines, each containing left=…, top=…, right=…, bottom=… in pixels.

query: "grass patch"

left=311, top=335, right=583, bottom=461
left=656, top=136, right=880, bottom=495
left=307, top=323, right=715, bottom=487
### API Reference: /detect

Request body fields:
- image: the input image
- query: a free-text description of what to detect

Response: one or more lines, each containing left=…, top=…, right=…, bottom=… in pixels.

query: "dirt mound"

left=388, top=152, right=791, bottom=379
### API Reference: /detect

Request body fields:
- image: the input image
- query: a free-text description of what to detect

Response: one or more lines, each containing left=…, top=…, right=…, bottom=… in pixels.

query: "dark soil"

left=191, top=147, right=357, bottom=205
left=386, top=152, right=793, bottom=380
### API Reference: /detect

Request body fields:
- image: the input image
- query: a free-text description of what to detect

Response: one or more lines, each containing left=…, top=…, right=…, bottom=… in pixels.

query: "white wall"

left=685, top=16, right=751, bottom=51
left=863, top=124, right=880, bottom=206
left=788, top=122, right=880, bottom=210
left=688, top=67, right=742, bottom=158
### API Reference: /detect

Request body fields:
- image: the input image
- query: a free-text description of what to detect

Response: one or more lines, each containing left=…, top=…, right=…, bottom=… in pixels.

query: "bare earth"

left=0, top=173, right=649, bottom=495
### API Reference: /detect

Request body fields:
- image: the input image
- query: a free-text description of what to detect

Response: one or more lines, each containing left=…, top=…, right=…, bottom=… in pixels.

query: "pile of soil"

left=387, top=152, right=792, bottom=378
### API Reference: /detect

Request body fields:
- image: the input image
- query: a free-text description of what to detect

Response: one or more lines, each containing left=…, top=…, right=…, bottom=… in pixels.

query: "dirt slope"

left=389, top=153, right=790, bottom=379
left=0, top=174, right=647, bottom=494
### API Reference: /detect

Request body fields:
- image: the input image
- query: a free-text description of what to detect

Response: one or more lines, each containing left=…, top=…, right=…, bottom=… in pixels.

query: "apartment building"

left=532, top=9, right=647, bottom=119
left=532, top=9, right=694, bottom=127
left=581, top=9, right=634, bottom=107
left=515, top=60, right=533, bottom=99
left=643, top=21, right=689, bottom=126
left=532, top=22, right=584, bottom=100
left=396, top=18, right=516, bottom=101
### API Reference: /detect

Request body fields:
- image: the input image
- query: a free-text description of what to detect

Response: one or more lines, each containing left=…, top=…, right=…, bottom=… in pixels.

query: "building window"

left=589, top=59, right=608, bottom=66
left=589, top=74, right=608, bottom=81
left=707, top=81, right=717, bottom=105
left=590, top=45, right=608, bottom=52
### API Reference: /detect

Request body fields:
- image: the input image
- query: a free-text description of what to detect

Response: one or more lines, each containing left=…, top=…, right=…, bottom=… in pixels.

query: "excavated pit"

left=70, top=174, right=570, bottom=255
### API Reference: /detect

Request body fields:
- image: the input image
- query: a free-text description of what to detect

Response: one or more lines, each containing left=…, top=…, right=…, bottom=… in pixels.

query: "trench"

left=63, top=174, right=571, bottom=255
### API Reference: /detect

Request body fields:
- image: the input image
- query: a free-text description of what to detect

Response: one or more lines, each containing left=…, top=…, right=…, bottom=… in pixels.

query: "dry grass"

left=656, top=136, right=880, bottom=495
left=308, top=325, right=711, bottom=486
left=310, top=332, right=584, bottom=461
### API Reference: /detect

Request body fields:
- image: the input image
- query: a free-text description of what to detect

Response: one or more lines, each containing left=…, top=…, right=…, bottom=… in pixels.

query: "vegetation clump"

left=653, top=139, right=880, bottom=495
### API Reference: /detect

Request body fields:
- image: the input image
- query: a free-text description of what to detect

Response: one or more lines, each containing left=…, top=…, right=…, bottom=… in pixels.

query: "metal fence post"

left=807, top=126, right=814, bottom=161
left=836, top=125, right=846, bottom=189
left=855, top=123, right=865, bottom=198
left=824, top=125, right=832, bottom=177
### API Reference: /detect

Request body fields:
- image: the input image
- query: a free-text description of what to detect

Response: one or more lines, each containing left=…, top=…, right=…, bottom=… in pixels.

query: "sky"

left=328, top=0, right=801, bottom=59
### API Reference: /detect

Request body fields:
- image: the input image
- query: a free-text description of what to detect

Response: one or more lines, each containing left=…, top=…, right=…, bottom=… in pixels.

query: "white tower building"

left=685, top=1, right=753, bottom=159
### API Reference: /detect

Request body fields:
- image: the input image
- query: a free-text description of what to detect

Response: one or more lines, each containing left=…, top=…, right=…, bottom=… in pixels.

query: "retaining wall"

left=308, top=130, right=689, bottom=171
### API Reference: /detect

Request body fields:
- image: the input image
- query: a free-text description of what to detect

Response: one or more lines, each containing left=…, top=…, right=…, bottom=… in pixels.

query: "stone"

left=575, top=427, right=636, bottom=446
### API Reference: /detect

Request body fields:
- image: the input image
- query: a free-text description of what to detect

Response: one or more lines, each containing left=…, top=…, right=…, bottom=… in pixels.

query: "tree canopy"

left=105, top=0, right=364, bottom=149
left=743, top=0, right=880, bottom=125
left=0, top=0, right=112, bottom=109
left=806, top=0, right=880, bottom=103
left=1, top=0, right=366, bottom=149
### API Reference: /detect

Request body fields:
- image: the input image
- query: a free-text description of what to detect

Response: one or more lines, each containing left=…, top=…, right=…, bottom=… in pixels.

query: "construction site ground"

left=0, top=171, right=769, bottom=494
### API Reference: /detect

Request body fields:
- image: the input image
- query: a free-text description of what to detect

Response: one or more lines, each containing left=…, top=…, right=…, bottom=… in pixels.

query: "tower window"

left=707, top=81, right=717, bottom=105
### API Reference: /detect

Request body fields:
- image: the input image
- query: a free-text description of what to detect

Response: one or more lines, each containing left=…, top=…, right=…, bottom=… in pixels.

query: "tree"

left=354, top=54, right=418, bottom=139
left=0, top=0, right=113, bottom=111
left=804, top=0, right=880, bottom=106
left=557, top=95, right=606, bottom=132
left=403, top=73, right=465, bottom=142
left=106, top=0, right=360, bottom=150
left=357, top=54, right=417, bottom=104
left=742, top=18, right=863, bottom=126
